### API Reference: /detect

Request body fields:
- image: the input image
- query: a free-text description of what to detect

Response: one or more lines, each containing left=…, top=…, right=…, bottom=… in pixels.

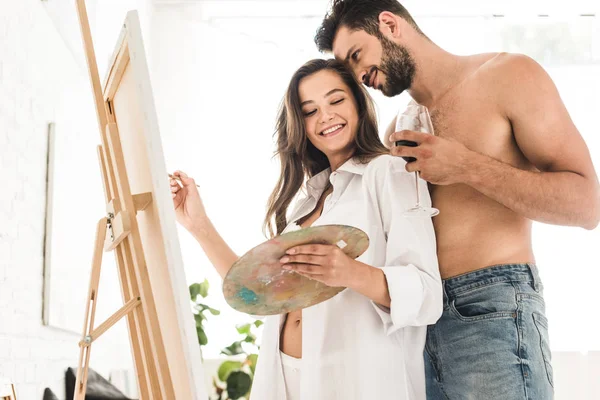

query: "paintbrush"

left=169, top=173, right=200, bottom=188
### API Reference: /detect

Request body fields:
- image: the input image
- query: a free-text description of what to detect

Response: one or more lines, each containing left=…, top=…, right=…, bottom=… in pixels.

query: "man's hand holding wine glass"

left=389, top=129, right=473, bottom=186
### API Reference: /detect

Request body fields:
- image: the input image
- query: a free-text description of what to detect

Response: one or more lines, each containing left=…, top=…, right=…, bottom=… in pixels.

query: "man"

left=315, top=1, right=600, bottom=399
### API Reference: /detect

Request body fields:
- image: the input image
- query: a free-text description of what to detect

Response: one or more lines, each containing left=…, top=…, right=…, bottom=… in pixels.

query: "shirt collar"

left=337, top=157, right=367, bottom=176
left=306, top=158, right=366, bottom=198
left=306, top=168, right=330, bottom=198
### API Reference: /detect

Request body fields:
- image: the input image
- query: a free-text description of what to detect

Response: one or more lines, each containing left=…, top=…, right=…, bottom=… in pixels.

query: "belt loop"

left=442, top=280, right=450, bottom=307
left=528, top=264, right=541, bottom=292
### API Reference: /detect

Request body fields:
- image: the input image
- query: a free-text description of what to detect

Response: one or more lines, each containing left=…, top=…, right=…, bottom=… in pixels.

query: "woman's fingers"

left=172, top=170, right=200, bottom=190
left=282, top=263, right=323, bottom=274
left=174, top=170, right=193, bottom=185
left=280, top=254, right=324, bottom=265
left=170, top=178, right=181, bottom=199
left=170, top=173, right=188, bottom=202
left=174, top=170, right=187, bottom=179
left=285, top=244, right=333, bottom=256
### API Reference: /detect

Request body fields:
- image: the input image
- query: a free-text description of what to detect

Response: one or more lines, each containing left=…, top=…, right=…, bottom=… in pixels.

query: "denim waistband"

left=442, top=263, right=542, bottom=298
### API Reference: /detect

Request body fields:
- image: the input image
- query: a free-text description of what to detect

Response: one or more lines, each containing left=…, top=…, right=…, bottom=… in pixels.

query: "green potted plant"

left=189, top=280, right=220, bottom=355
left=212, top=320, right=262, bottom=400
left=189, top=281, right=262, bottom=400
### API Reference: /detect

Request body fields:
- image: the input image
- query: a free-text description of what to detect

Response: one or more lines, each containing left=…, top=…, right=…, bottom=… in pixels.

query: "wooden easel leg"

left=74, top=217, right=107, bottom=400
left=115, top=245, right=153, bottom=399
left=106, top=119, right=170, bottom=398
left=1, top=383, right=17, bottom=400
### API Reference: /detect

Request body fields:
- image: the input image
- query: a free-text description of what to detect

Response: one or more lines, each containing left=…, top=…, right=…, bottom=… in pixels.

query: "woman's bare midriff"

left=280, top=310, right=303, bottom=358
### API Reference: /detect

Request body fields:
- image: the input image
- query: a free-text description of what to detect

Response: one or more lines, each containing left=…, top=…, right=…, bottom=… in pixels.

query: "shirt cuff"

left=371, top=265, right=424, bottom=335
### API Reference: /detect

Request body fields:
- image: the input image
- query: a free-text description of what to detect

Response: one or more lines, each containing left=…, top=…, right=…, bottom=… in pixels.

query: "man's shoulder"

left=477, top=52, right=545, bottom=84
left=463, top=53, right=548, bottom=105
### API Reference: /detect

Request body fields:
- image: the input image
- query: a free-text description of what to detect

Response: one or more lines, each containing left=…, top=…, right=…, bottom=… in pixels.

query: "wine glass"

left=394, top=104, right=439, bottom=217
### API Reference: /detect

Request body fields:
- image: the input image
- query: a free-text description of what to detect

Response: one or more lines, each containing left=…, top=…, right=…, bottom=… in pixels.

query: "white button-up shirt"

left=250, top=155, right=442, bottom=400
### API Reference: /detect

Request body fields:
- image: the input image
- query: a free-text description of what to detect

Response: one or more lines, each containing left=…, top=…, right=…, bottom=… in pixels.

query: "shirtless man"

left=298, top=0, right=600, bottom=398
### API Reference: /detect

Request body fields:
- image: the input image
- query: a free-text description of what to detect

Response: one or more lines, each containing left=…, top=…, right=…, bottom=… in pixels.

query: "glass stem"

left=414, top=171, right=421, bottom=207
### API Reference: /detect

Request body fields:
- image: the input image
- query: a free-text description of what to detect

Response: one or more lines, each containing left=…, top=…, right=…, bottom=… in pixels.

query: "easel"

left=0, top=382, right=17, bottom=400
left=73, top=1, right=192, bottom=398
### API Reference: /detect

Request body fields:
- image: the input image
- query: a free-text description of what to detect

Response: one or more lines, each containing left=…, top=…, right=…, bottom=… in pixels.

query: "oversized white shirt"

left=250, top=155, right=442, bottom=400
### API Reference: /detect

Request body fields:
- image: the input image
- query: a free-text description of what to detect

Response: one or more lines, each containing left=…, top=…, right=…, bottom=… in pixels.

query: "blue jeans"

left=424, top=264, right=554, bottom=400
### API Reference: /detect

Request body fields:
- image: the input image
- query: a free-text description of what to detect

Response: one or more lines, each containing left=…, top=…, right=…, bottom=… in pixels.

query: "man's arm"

left=465, top=54, right=600, bottom=229
left=462, top=149, right=599, bottom=229
left=392, top=54, right=600, bottom=229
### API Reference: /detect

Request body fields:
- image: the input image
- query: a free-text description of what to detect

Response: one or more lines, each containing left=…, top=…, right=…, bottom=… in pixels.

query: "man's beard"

left=378, top=34, right=416, bottom=97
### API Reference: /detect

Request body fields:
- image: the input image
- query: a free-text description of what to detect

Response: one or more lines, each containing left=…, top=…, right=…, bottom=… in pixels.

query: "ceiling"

left=41, top=0, right=598, bottom=76
left=163, top=0, right=599, bottom=19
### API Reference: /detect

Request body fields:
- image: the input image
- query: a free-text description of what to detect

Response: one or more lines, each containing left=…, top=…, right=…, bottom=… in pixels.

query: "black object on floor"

left=43, top=388, right=59, bottom=400
left=65, top=367, right=131, bottom=400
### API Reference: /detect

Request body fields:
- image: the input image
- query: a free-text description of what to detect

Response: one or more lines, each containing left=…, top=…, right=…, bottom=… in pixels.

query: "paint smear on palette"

left=237, top=287, right=258, bottom=305
left=222, top=225, right=369, bottom=315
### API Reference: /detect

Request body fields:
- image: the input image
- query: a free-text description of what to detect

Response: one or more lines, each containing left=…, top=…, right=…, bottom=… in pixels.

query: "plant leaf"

left=243, top=334, right=256, bottom=344
left=221, top=341, right=244, bottom=356
left=189, top=283, right=202, bottom=301
left=226, top=371, right=252, bottom=400
left=236, top=323, right=251, bottom=335
left=246, top=354, right=258, bottom=375
left=195, top=304, right=209, bottom=314
left=254, top=320, right=264, bottom=328
left=194, top=313, right=206, bottom=328
left=199, top=279, right=210, bottom=298
left=197, top=327, right=208, bottom=346
left=217, top=360, right=243, bottom=382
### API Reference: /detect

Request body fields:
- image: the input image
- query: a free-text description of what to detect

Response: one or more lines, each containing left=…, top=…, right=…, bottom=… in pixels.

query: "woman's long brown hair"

left=263, top=59, right=388, bottom=238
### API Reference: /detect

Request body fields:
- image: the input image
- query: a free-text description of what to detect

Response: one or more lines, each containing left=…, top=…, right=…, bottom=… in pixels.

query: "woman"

left=170, top=59, right=442, bottom=400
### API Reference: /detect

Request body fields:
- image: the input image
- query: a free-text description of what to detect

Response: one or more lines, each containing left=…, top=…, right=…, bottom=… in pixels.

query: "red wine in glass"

left=395, top=140, right=417, bottom=163
left=394, top=104, right=439, bottom=217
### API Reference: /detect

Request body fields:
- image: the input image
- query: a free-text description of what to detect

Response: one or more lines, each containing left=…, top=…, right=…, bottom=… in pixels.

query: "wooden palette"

left=223, top=225, right=369, bottom=315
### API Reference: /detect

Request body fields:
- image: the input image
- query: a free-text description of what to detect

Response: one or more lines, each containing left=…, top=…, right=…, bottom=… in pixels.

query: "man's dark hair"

left=315, top=0, right=423, bottom=52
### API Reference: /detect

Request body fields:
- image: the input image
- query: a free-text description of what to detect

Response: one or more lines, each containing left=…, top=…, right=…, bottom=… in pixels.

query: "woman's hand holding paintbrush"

left=169, top=171, right=237, bottom=279
left=169, top=171, right=208, bottom=234
left=169, top=173, right=200, bottom=187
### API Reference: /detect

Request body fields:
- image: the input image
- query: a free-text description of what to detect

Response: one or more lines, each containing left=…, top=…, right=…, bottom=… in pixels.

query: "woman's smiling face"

left=299, top=69, right=359, bottom=160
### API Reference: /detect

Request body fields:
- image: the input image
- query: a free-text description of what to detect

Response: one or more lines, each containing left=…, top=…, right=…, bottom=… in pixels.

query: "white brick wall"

left=0, top=1, right=132, bottom=398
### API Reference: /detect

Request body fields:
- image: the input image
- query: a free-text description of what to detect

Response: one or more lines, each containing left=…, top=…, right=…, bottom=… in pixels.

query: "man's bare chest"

left=429, top=95, right=516, bottom=162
